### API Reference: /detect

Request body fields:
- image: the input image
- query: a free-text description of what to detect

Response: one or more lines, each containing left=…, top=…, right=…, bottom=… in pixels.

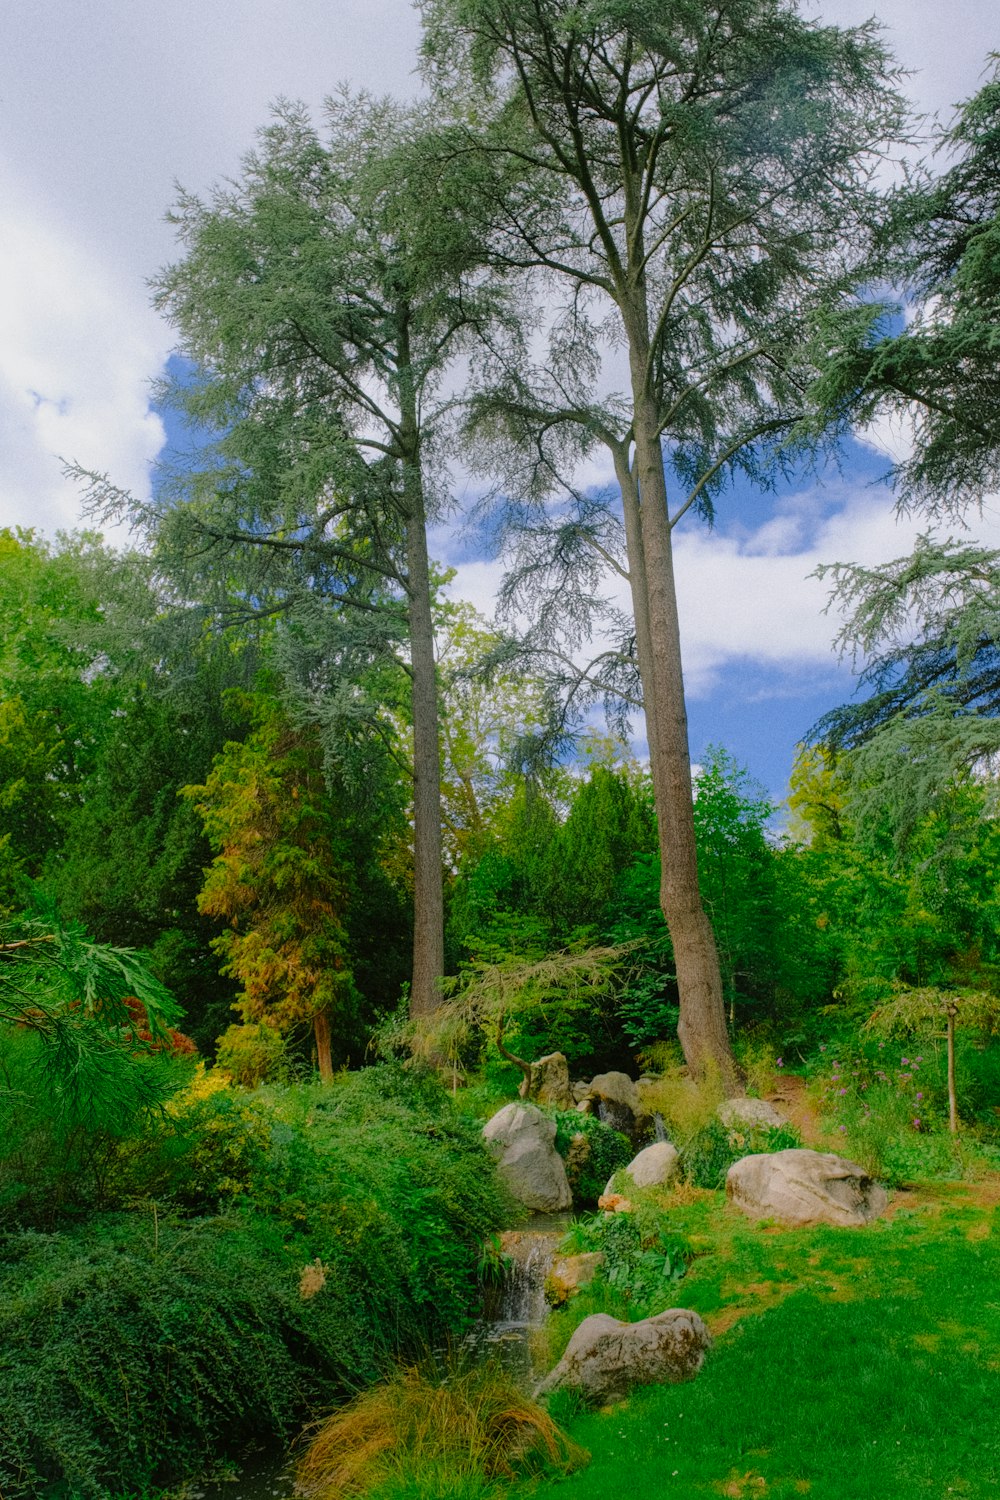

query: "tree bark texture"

left=313, top=1006, right=334, bottom=1083
left=620, top=292, right=740, bottom=1093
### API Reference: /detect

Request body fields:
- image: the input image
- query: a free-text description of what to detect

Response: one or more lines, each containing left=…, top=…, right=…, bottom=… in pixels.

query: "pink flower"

left=776, top=1058, right=784, bottom=1067
left=915, top=1092, right=923, bottom=1100
left=913, top=1118, right=921, bottom=1128
left=839, top=1125, right=847, bottom=1132
left=838, top=1088, right=848, bottom=1095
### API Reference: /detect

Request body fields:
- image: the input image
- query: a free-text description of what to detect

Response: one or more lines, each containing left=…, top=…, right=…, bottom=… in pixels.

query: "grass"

left=513, top=1178, right=1000, bottom=1499
left=296, top=1360, right=586, bottom=1499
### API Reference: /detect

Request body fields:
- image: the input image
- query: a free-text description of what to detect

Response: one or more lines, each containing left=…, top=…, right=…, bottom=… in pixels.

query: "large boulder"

left=605, top=1140, right=680, bottom=1198
left=483, top=1103, right=573, bottom=1212
left=525, top=1052, right=575, bottom=1110
left=717, top=1097, right=788, bottom=1131
left=586, top=1071, right=640, bottom=1136
left=536, top=1308, right=710, bottom=1404
left=726, top=1149, right=888, bottom=1228
left=545, top=1251, right=604, bottom=1307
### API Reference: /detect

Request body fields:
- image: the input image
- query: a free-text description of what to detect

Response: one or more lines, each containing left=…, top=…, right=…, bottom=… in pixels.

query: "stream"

left=464, top=1211, right=571, bottom=1381
left=174, top=1211, right=570, bottom=1498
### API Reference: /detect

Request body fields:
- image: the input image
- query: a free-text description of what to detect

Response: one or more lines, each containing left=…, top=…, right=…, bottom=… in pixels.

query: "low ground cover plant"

left=0, top=1065, right=508, bottom=1499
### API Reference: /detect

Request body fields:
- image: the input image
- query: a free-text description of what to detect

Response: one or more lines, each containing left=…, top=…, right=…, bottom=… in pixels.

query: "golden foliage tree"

left=185, top=699, right=357, bottom=1081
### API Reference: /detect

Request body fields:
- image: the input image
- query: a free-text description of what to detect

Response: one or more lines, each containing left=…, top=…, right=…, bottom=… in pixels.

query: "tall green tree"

left=807, top=64, right=1000, bottom=839
left=81, top=95, right=506, bottom=1018
left=419, top=0, right=907, bottom=1084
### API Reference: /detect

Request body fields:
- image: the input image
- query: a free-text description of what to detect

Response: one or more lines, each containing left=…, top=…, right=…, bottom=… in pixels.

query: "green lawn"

left=514, top=1182, right=1000, bottom=1500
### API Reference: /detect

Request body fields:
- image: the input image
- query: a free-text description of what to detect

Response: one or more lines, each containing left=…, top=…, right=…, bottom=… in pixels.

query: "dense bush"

left=553, top=1111, right=633, bottom=1203
left=0, top=1065, right=509, bottom=1498
left=0, top=1027, right=191, bottom=1229
left=681, top=1118, right=801, bottom=1189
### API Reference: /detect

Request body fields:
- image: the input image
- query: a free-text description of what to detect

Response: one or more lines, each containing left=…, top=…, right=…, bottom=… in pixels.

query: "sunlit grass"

left=518, top=1180, right=1000, bottom=1499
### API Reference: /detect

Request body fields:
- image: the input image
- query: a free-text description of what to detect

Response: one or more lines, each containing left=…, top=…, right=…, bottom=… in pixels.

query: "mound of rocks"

left=726, top=1148, right=888, bottom=1228
left=537, top=1308, right=710, bottom=1404
left=482, top=1103, right=572, bottom=1212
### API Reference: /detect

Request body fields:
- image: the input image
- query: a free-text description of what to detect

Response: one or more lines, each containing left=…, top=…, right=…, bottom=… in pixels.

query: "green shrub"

left=0, top=1065, right=510, bottom=1498
left=0, top=1027, right=190, bottom=1229
left=553, top=1111, right=632, bottom=1202
left=216, top=1020, right=290, bottom=1086
left=681, top=1118, right=801, bottom=1189
left=556, top=1209, right=692, bottom=1316
left=0, top=1211, right=372, bottom=1499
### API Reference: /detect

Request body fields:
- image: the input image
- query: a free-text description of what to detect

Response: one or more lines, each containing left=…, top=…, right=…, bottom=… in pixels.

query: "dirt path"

left=763, top=1073, right=827, bottom=1147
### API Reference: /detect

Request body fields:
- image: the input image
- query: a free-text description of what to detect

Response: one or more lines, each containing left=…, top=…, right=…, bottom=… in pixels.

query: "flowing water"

left=465, top=1212, right=571, bottom=1381
left=175, top=1216, right=570, bottom=1497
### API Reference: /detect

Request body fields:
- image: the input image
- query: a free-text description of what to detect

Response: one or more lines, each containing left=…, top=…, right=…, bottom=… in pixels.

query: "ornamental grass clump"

left=296, top=1361, right=587, bottom=1499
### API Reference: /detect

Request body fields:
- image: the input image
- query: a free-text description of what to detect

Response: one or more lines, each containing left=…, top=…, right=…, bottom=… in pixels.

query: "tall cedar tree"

left=418, top=0, right=907, bottom=1084
left=84, top=97, right=505, bottom=1017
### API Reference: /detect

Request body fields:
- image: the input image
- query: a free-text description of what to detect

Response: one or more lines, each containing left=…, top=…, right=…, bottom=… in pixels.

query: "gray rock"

left=536, top=1308, right=710, bottom=1404
left=726, top=1148, right=889, bottom=1228
left=717, top=1097, right=788, bottom=1131
left=571, top=1081, right=591, bottom=1103
left=605, top=1140, right=680, bottom=1197
left=482, top=1103, right=573, bottom=1212
left=525, top=1052, right=575, bottom=1110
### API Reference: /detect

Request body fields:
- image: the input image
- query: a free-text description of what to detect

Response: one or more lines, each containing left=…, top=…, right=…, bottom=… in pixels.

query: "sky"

left=2, top=0, right=998, bottom=800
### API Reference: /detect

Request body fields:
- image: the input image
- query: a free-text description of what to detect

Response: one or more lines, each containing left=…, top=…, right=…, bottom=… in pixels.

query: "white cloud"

left=0, top=169, right=167, bottom=539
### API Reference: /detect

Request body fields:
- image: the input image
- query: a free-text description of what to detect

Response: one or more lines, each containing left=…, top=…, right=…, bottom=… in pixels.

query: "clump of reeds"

left=296, top=1359, right=587, bottom=1498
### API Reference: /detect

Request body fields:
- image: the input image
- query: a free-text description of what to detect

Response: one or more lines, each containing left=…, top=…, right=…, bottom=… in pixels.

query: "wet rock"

left=536, top=1308, right=710, bottom=1403
left=717, top=1097, right=788, bottom=1131
left=726, top=1148, right=888, bottom=1227
left=483, top=1103, right=573, bottom=1212
left=545, top=1251, right=604, bottom=1306
left=526, top=1052, right=575, bottom=1110
left=587, top=1071, right=640, bottom=1136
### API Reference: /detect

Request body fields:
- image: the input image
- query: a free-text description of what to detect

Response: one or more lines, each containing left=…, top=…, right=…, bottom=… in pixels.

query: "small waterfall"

left=595, top=1097, right=635, bottom=1137
left=654, top=1112, right=669, bottom=1143
left=469, top=1217, right=569, bottom=1379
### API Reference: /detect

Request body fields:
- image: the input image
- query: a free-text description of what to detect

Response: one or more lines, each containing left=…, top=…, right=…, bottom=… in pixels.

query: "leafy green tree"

left=0, top=530, right=127, bottom=907
left=692, top=749, right=778, bottom=1027
left=80, top=96, right=508, bottom=1019
left=420, top=0, right=907, bottom=1085
left=546, top=764, right=655, bottom=930
left=808, top=65, right=1000, bottom=839
left=810, top=57, right=1000, bottom=512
